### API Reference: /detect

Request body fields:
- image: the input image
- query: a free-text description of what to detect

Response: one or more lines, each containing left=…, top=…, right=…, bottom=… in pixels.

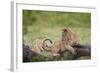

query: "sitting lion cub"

left=62, top=27, right=80, bottom=46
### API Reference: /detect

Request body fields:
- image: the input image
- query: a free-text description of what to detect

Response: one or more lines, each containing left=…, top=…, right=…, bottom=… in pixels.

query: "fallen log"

left=58, top=44, right=91, bottom=60
left=23, top=44, right=39, bottom=62
left=72, top=44, right=91, bottom=59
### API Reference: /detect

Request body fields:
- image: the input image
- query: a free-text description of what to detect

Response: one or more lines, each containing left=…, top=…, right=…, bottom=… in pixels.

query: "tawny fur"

left=32, top=39, right=45, bottom=54
left=62, top=27, right=80, bottom=46
left=31, top=39, right=51, bottom=54
left=50, top=40, right=76, bottom=57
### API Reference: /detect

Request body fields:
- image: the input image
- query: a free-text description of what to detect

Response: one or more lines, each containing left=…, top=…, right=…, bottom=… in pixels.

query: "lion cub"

left=49, top=40, right=76, bottom=57
left=62, top=27, right=80, bottom=46
left=32, top=39, right=52, bottom=54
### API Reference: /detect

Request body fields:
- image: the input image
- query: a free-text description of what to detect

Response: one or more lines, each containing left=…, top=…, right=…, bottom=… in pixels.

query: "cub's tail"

left=42, top=39, right=53, bottom=51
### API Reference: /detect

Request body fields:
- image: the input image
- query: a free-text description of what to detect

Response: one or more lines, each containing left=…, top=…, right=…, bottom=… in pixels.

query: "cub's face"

left=62, top=28, right=80, bottom=45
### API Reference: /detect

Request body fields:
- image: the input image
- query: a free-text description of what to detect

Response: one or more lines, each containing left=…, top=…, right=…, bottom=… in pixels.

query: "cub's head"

left=62, top=27, right=71, bottom=40
left=62, top=27, right=80, bottom=45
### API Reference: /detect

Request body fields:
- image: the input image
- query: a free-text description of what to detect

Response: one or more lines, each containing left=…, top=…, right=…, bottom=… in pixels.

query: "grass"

left=23, top=10, right=91, bottom=62
left=23, top=26, right=91, bottom=48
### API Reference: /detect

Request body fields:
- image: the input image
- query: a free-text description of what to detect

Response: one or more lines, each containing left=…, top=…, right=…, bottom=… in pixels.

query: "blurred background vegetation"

left=23, top=10, right=91, bottom=62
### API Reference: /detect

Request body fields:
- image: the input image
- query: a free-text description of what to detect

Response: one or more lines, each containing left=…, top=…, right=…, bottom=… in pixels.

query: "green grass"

left=24, top=26, right=90, bottom=48
left=23, top=10, right=91, bottom=62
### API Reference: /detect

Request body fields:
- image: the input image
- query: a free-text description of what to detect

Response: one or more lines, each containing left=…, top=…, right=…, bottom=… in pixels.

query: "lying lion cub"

left=32, top=39, right=52, bottom=54
left=48, top=40, right=76, bottom=57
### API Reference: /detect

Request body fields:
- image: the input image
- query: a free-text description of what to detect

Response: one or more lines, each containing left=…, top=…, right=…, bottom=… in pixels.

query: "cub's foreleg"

left=65, top=45, right=76, bottom=55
